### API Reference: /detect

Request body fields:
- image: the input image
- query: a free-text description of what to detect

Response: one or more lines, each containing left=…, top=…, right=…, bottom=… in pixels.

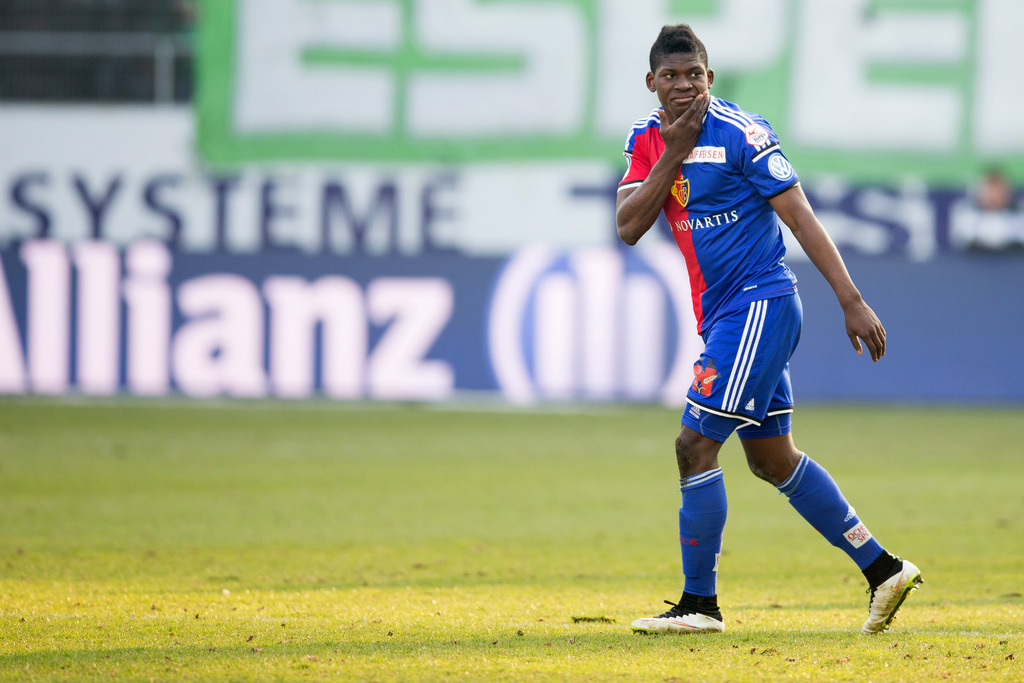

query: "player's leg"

left=632, top=299, right=784, bottom=635
left=728, top=295, right=883, bottom=564
left=734, top=355, right=893, bottom=602
left=630, top=425, right=729, bottom=634
left=738, top=364, right=922, bottom=632
left=674, top=427, right=727, bottom=613
left=673, top=425, right=727, bottom=608
left=742, top=430, right=889, bottom=570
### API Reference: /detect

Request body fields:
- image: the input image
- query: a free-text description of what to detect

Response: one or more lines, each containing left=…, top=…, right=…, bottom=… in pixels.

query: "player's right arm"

left=616, top=93, right=709, bottom=245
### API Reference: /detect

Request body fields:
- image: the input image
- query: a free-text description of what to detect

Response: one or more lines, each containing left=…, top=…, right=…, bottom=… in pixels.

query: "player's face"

left=647, top=53, right=714, bottom=122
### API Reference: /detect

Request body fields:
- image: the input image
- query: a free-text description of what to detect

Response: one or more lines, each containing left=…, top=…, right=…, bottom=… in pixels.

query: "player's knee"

left=743, top=447, right=801, bottom=486
left=674, top=434, right=692, bottom=474
left=675, top=432, right=717, bottom=477
left=745, top=456, right=777, bottom=484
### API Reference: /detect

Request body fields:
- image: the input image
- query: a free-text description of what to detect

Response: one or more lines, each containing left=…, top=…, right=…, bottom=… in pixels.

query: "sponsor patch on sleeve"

left=767, top=153, right=795, bottom=181
left=744, top=123, right=770, bottom=147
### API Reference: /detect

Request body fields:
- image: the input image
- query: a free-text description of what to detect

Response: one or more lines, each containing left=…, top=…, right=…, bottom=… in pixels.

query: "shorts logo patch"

left=767, top=153, right=795, bottom=181
left=692, top=357, right=721, bottom=397
left=844, top=522, right=873, bottom=549
left=744, top=123, right=770, bottom=147
left=671, top=175, right=690, bottom=207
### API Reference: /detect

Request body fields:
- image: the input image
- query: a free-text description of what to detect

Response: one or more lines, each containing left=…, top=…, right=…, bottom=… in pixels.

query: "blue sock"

left=776, top=454, right=884, bottom=569
left=679, top=468, right=727, bottom=597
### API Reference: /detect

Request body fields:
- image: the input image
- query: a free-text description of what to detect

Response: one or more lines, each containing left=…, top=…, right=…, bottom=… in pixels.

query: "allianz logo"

left=487, top=244, right=704, bottom=405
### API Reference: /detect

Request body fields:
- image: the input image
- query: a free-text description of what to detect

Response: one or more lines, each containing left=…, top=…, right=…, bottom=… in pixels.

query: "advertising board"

left=197, top=0, right=1024, bottom=183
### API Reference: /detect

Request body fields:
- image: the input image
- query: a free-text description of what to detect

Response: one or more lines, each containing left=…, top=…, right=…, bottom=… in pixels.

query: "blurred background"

left=1, top=0, right=1022, bottom=406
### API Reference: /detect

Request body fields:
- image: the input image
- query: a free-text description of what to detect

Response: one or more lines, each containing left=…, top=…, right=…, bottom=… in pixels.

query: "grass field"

left=1, top=399, right=1021, bottom=681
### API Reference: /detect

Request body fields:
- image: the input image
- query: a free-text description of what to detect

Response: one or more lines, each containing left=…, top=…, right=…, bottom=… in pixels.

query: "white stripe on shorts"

left=721, top=300, right=767, bottom=413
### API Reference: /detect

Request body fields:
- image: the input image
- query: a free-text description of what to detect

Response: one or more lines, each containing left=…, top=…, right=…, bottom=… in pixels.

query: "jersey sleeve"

left=727, top=113, right=799, bottom=199
left=618, top=114, right=657, bottom=191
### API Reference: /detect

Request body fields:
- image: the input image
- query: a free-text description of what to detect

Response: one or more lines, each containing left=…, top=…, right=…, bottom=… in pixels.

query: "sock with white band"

left=776, top=453, right=884, bottom=569
left=679, top=467, right=728, bottom=597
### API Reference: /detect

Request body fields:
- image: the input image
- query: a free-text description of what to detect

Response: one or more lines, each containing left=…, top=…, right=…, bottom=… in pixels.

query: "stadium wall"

left=1, top=93, right=1021, bottom=405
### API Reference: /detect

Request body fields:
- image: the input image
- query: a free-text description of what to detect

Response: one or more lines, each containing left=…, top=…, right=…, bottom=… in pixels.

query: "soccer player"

left=616, top=24, right=922, bottom=635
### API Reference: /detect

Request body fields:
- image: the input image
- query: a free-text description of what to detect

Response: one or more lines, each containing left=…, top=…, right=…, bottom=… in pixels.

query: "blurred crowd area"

left=0, top=0, right=195, bottom=102
left=956, top=168, right=1024, bottom=253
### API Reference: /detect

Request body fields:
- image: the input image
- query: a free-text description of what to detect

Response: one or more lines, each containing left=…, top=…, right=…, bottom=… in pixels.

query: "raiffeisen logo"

left=487, top=244, right=704, bottom=405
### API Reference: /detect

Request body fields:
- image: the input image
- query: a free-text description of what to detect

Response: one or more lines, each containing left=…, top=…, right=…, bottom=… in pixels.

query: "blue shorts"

left=682, top=293, right=802, bottom=443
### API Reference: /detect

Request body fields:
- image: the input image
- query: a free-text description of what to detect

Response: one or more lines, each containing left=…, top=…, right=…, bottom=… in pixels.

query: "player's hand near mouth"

left=657, top=91, right=709, bottom=159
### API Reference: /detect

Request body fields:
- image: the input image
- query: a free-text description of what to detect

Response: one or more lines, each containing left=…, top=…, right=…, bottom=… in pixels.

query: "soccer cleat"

left=630, top=599, right=725, bottom=634
left=861, top=558, right=923, bottom=634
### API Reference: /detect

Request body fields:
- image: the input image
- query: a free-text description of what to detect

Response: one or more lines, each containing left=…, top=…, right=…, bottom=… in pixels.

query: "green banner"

left=197, top=0, right=1024, bottom=184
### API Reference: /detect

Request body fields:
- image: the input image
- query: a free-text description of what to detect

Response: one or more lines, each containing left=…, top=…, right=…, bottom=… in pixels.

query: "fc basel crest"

left=671, top=175, right=690, bottom=208
left=691, top=356, right=720, bottom=397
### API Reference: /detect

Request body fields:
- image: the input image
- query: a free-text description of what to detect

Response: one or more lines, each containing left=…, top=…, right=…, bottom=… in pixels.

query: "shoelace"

left=658, top=599, right=688, bottom=618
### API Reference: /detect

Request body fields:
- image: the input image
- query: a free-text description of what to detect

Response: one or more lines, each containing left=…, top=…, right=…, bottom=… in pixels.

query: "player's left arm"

left=769, top=184, right=887, bottom=362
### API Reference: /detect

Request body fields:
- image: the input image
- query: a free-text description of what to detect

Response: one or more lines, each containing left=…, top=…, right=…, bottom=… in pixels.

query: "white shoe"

left=861, top=559, right=923, bottom=634
left=631, top=600, right=725, bottom=634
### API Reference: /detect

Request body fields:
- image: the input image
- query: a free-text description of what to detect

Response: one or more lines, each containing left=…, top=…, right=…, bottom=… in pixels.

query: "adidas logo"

left=745, top=398, right=755, bottom=411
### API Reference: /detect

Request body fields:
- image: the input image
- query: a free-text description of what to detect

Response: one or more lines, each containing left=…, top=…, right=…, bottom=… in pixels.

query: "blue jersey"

left=619, top=97, right=799, bottom=334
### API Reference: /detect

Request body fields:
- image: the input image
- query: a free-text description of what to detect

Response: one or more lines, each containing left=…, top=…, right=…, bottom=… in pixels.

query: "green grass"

left=1, top=399, right=1022, bottom=681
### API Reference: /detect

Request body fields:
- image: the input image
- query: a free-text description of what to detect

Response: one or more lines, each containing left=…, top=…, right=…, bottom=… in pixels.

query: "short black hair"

left=649, top=24, right=708, bottom=73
